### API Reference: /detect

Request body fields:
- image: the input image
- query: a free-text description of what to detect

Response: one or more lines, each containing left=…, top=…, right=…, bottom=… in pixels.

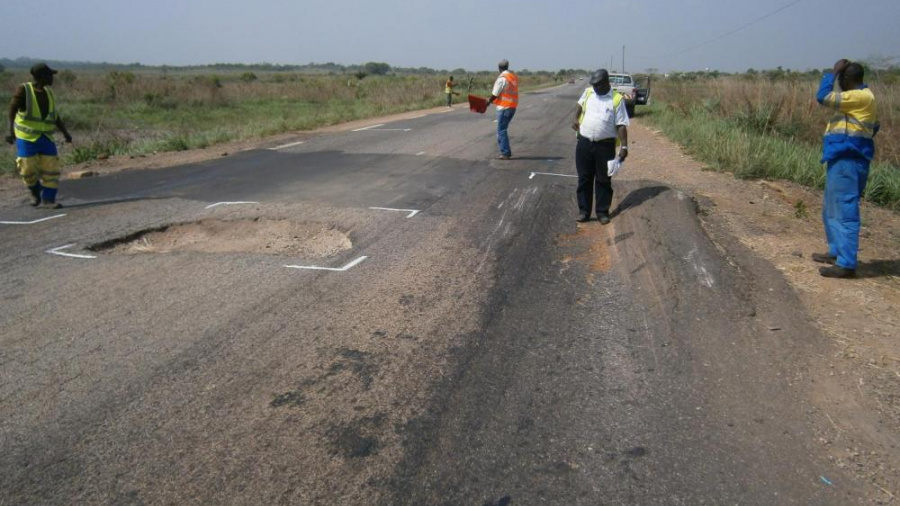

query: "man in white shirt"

left=571, top=69, right=630, bottom=224
left=486, top=59, right=519, bottom=160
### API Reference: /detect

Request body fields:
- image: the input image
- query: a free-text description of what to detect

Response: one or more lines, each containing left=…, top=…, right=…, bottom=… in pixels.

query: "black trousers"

left=575, top=135, right=616, bottom=216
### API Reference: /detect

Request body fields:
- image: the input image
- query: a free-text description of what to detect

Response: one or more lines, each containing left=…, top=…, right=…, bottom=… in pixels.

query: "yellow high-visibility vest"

left=578, top=89, right=624, bottom=147
left=14, top=82, right=57, bottom=142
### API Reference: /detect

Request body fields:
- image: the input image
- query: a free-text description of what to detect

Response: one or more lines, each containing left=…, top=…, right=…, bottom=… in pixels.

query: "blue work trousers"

left=496, top=108, right=516, bottom=157
left=822, top=157, right=870, bottom=270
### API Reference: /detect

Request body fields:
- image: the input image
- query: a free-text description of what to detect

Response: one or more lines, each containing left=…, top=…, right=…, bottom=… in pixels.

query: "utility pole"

left=622, top=45, right=626, bottom=74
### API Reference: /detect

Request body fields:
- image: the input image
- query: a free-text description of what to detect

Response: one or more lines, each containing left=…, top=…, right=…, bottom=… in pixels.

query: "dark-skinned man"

left=486, top=59, right=519, bottom=160
left=813, top=59, right=879, bottom=278
left=5, top=63, right=73, bottom=209
left=571, top=69, right=629, bottom=224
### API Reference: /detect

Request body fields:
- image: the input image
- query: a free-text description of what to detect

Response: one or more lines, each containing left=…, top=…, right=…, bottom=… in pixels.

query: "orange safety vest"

left=495, top=71, right=519, bottom=109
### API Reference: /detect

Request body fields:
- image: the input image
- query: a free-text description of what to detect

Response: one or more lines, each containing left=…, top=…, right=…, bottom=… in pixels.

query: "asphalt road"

left=0, top=85, right=862, bottom=504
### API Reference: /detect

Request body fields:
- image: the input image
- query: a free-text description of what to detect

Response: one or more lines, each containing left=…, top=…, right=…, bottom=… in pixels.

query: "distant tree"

left=240, top=71, right=258, bottom=83
left=363, top=62, right=390, bottom=75
left=354, top=71, right=368, bottom=80
left=746, top=68, right=758, bottom=75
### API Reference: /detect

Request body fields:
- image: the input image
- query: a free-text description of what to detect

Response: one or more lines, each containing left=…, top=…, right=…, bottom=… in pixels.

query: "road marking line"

left=352, top=124, right=386, bottom=132
left=369, top=207, right=420, bottom=218
left=0, top=214, right=66, bottom=225
left=285, top=256, right=367, bottom=271
left=416, top=151, right=426, bottom=156
left=46, top=244, right=96, bottom=259
left=438, top=109, right=453, bottom=114
left=409, top=114, right=427, bottom=119
left=205, top=201, right=260, bottom=209
left=269, top=140, right=305, bottom=150
left=529, top=172, right=577, bottom=180
left=369, top=128, right=412, bottom=132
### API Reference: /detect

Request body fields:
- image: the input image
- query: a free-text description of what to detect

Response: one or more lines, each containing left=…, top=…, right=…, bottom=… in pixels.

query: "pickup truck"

left=609, top=73, right=651, bottom=118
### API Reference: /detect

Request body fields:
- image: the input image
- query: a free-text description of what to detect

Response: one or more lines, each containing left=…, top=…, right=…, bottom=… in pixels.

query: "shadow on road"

left=62, top=196, right=165, bottom=209
left=856, top=259, right=900, bottom=279
left=610, top=185, right=669, bottom=218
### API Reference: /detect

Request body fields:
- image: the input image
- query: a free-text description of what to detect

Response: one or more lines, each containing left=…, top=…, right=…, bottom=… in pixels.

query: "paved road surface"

left=0, top=85, right=861, bottom=504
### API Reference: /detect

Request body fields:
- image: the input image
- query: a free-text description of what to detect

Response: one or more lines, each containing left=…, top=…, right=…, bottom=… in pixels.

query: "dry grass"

left=642, top=76, right=900, bottom=209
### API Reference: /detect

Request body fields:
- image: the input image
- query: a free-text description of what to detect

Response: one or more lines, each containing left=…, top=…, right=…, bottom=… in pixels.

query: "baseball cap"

left=30, top=63, right=58, bottom=77
left=590, top=69, right=609, bottom=85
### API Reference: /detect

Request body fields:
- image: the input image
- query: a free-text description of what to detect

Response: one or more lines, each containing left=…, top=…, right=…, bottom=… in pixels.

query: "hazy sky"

left=2, top=0, right=898, bottom=72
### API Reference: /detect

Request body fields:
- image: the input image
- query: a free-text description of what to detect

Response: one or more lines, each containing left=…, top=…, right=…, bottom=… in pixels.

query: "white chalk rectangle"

left=369, top=207, right=420, bottom=218
left=46, top=244, right=96, bottom=259
left=285, top=256, right=368, bottom=272
left=0, top=214, right=66, bottom=225
left=529, top=172, right=577, bottom=180
left=352, top=124, right=385, bottom=132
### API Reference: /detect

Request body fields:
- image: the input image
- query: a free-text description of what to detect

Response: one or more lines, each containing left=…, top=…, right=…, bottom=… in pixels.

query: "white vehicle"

left=609, top=73, right=650, bottom=118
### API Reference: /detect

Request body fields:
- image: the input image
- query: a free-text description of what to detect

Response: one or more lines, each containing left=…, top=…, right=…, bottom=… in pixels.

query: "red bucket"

left=468, top=94, right=488, bottom=114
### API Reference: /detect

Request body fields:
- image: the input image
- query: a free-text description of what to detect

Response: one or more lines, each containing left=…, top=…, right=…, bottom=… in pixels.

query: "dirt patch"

left=624, top=120, right=900, bottom=502
left=557, top=222, right=613, bottom=282
left=93, top=218, right=351, bottom=257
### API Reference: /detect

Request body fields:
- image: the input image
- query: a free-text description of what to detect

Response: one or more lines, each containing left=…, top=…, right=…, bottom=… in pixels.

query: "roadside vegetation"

left=0, top=62, right=559, bottom=174
left=638, top=65, right=899, bottom=210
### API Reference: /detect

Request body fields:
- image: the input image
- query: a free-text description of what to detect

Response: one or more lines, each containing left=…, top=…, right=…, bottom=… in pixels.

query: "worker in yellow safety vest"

left=486, top=59, right=519, bottom=160
left=571, top=69, right=629, bottom=224
left=5, top=63, right=73, bottom=209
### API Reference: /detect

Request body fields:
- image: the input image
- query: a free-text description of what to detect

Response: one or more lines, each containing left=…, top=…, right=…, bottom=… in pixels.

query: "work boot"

left=27, top=186, right=41, bottom=207
left=576, top=213, right=590, bottom=223
left=496, top=154, right=511, bottom=160
left=819, top=265, right=855, bottom=278
left=598, top=214, right=611, bottom=225
left=40, top=201, right=63, bottom=210
left=811, top=252, right=836, bottom=265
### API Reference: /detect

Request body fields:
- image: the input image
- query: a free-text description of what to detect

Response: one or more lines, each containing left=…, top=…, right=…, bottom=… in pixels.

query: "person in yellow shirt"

left=5, top=63, right=73, bottom=209
left=445, top=76, right=459, bottom=108
left=813, top=59, right=879, bottom=278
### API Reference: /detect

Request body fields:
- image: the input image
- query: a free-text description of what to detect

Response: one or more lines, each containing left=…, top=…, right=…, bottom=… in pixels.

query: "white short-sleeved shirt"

left=577, top=87, right=629, bottom=141
left=492, top=75, right=512, bottom=110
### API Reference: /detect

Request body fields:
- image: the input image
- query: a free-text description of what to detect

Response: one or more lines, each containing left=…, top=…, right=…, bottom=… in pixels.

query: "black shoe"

left=40, top=201, right=63, bottom=210
left=576, top=213, right=590, bottom=223
left=811, top=252, right=836, bottom=265
left=819, top=265, right=855, bottom=278
left=28, top=186, right=41, bottom=207
left=598, top=214, right=611, bottom=225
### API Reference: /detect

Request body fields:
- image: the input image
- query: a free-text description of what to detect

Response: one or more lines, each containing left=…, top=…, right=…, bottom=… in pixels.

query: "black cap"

left=589, top=69, right=609, bottom=85
left=30, top=63, right=58, bottom=78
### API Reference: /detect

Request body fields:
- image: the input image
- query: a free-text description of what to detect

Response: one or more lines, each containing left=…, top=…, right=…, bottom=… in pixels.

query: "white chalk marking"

left=351, top=124, right=386, bottom=132
left=438, top=109, right=454, bottom=114
left=46, top=244, right=96, bottom=260
left=369, top=207, right=420, bottom=218
left=285, top=256, right=367, bottom=272
left=0, top=214, right=66, bottom=225
left=492, top=120, right=498, bottom=123
left=369, top=128, right=412, bottom=132
left=529, top=172, right=577, bottom=180
left=205, top=201, right=260, bottom=209
left=416, top=151, right=427, bottom=156
left=269, top=140, right=305, bottom=150
left=409, top=115, right=427, bottom=119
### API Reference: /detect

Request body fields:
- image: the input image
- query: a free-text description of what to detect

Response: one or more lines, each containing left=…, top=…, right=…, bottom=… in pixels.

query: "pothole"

left=92, top=218, right=352, bottom=257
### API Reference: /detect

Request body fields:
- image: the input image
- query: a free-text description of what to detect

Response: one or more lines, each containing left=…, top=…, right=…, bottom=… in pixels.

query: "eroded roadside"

left=622, top=121, right=900, bottom=502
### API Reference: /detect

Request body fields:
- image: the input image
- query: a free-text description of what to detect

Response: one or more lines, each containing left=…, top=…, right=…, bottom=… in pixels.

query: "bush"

left=240, top=72, right=258, bottom=83
left=58, top=69, right=77, bottom=86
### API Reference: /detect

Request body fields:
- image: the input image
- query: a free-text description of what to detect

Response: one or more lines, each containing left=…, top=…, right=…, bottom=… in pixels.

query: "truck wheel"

left=626, top=104, right=635, bottom=118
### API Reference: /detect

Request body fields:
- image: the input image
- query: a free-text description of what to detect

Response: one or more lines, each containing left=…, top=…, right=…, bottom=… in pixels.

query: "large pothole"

left=92, top=218, right=352, bottom=257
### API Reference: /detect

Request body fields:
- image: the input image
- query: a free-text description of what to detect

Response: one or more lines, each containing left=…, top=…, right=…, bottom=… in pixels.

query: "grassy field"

left=640, top=76, right=899, bottom=210
left=1, top=69, right=557, bottom=176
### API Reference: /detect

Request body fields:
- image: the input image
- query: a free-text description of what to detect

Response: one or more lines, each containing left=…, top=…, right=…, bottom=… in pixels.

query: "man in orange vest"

left=486, top=59, right=518, bottom=160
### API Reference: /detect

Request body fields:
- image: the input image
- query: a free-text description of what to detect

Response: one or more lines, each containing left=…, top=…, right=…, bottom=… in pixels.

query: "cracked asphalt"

left=0, top=85, right=862, bottom=504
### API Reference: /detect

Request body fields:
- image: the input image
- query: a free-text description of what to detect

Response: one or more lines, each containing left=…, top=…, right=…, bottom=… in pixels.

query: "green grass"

left=638, top=102, right=900, bottom=210
left=1, top=72, right=557, bottom=178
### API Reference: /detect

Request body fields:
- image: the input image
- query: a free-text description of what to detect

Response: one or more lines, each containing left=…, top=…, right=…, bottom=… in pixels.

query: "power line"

left=658, top=0, right=803, bottom=60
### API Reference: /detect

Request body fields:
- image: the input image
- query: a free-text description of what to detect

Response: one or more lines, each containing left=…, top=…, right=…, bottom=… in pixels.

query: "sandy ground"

left=622, top=121, right=900, bottom=499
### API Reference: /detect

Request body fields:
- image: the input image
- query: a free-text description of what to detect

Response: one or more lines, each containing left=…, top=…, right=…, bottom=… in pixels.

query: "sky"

left=1, top=0, right=898, bottom=72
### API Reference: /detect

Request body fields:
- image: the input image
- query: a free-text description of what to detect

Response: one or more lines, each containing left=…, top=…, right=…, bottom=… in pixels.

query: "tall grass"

left=0, top=70, right=555, bottom=175
left=641, top=76, right=900, bottom=210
